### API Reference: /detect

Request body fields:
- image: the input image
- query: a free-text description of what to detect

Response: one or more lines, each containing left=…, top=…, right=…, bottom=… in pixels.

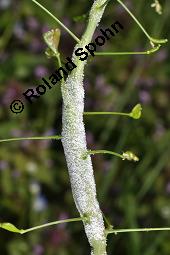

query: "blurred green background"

left=0, top=0, right=170, bottom=254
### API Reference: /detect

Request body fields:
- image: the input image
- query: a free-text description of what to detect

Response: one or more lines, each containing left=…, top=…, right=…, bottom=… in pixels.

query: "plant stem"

left=84, top=111, right=130, bottom=117
left=31, top=0, right=80, bottom=43
left=60, top=1, right=109, bottom=254
left=21, top=217, right=85, bottom=234
left=106, top=227, right=170, bottom=235
left=84, top=150, right=123, bottom=160
left=0, top=136, right=62, bottom=143
left=56, top=53, right=65, bottom=86
left=95, top=44, right=161, bottom=55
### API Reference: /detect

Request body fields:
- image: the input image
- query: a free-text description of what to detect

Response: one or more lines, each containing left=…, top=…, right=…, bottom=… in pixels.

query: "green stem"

left=21, top=217, right=85, bottom=234
left=83, top=150, right=139, bottom=162
left=31, top=0, right=80, bottom=43
left=83, top=149, right=123, bottom=160
left=84, top=111, right=130, bottom=117
left=56, top=53, right=65, bottom=86
left=117, top=0, right=167, bottom=45
left=95, top=44, right=161, bottom=56
left=106, top=227, right=170, bottom=235
left=0, top=136, right=62, bottom=143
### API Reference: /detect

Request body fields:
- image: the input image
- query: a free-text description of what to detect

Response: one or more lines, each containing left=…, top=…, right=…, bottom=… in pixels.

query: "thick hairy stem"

left=61, top=1, right=108, bottom=254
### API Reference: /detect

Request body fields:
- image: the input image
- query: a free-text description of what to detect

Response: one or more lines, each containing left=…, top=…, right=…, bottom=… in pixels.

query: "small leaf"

left=73, top=14, right=87, bottom=22
left=130, top=104, right=142, bottom=119
left=43, top=28, right=61, bottom=55
left=122, top=151, right=139, bottom=162
left=0, top=223, right=23, bottom=233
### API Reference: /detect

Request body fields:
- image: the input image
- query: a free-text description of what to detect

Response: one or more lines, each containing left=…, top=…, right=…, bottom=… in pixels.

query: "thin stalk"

left=0, top=136, right=62, bottom=143
left=106, top=227, right=170, bottom=235
left=116, top=0, right=167, bottom=45
left=21, top=217, right=85, bottom=234
left=83, top=150, right=139, bottom=162
left=84, top=150, right=123, bottom=160
left=95, top=44, right=161, bottom=56
left=84, top=111, right=130, bottom=117
left=56, top=53, right=65, bottom=86
left=31, top=0, right=80, bottom=43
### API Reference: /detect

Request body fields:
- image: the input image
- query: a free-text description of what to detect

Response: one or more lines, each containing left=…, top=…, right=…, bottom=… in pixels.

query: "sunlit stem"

left=106, top=227, right=170, bottom=235
left=117, top=0, right=168, bottom=46
left=21, top=217, right=86, bottom=234
left=0, top=136, right=62, bottom=143
left=95, top=45, right=161, bottom=56
left=31, top=0, right=80, bottom=43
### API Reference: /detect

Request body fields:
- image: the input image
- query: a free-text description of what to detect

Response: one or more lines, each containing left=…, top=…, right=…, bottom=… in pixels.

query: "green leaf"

left=130, top=104, right=142, bottom=119
left=0, top=223, right=23, bottom=234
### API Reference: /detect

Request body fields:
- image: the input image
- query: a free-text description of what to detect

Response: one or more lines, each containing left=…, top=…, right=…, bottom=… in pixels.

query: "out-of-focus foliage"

left=0, top=0, right=170, bottom=254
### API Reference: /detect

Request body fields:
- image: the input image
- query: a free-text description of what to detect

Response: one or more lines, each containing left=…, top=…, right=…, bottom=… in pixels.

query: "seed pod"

left=130, top=104, right=142, bottom=119
left=43, top=28, right=61, bottom=55
left=122, top=151, right=139, bottom=162
left=151, top=0, right=162, bottom=15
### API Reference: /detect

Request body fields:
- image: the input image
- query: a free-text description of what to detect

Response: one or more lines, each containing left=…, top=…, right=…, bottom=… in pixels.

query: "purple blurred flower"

left=12, top=170, right=21, bottom=179
left=166, top=182, right=170, bottom=195
left=103, top=160, right=112, bottom=173
left=0, top=160, right=9, bottom=171
left=95, top=75, right=112, bottom=95
left=154, top=49, right=168, bottom=62
left=20, top=140, right=32, bottom=148
left=86, top=132, right=95, bottom=146
left=10, top=129, right=23, bottom=137
left=2, top=85, right=21, bottom=105
left=41, top=25, right=50, bottom=34
left=59, top=212, right=69, bottom=220
left=33, top=244, right=44, bottom=255
left=29, top=38, right=44, bottom=53
left=139, top=90, right=151, bottom=104
left=13, top=22, right=26, bottom=40
left=50, top=228, right=69, bottom=246
left=35, top=129, right=56, bottom=149
left=34, top=65, right=48, bottom=78
left=27, top=17, right=39, bottom=31
left=136, top=77, right=155, bottom=88
left=58, top=212, right=70, bottom=229
left=153, top=123, right=165, bottom=140
left=96, top=75, right=105, bottom=90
